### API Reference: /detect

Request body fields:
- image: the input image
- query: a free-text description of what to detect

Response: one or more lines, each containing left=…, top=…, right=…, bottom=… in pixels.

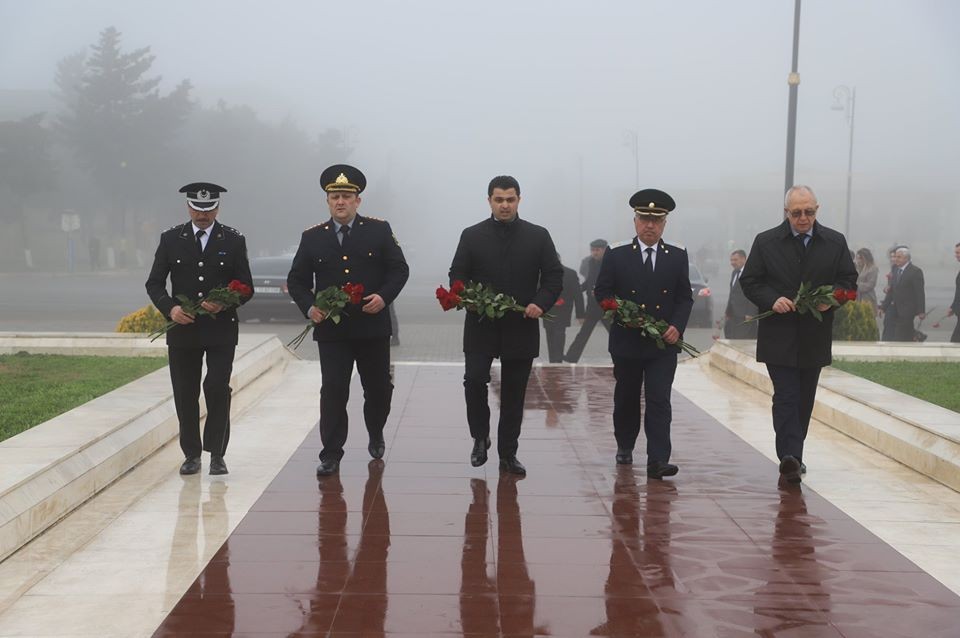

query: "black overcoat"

left=145, top=220, right=254, bottom=348
left=724, top=273, right=759, bottom=339
left=739, top=220, right=857, bottom=368
left=449, top=216, right=563, bottom=359
left=287, top=214, right=409, bottom=342
left=593, top=237, right=694, bottom=359
left=551, top=265, right=585, bottom=327
left=880, top=262, right=925, bottom=319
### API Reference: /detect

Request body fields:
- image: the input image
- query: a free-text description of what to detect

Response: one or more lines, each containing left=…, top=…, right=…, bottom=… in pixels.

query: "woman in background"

left=855, top=248, right=879, bottom=312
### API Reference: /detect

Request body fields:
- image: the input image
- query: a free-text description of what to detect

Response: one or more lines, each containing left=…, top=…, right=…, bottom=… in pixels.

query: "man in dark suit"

left=739, top=185, right=857, bottom=483
left=948, top=242, right=960, bottom=343
left=146, top=182, right=254, bottom=476
left=449, top=175, right=563, bottom=475
left=563, top=239, right=611, bottom=362
left=723, top=249, right=758, bottom=339
left=594, top=188, right=693, bottom=479
left=544, top=258, right=585, bottom=363
left=287, top=165, right=409, bottom=476
left=879, top=247, right=926, bottom=342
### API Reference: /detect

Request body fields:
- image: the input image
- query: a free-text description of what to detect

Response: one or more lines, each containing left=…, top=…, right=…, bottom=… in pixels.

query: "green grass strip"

left=0, top=353, right=167, bottom=443
left=830, top=360, right=960, bottom=413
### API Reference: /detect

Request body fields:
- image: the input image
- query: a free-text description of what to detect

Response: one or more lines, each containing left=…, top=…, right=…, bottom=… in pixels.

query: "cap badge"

left=197, top=190, right=210, bottom=200
left=335, top=173, right=349, bottom=185
left=648, top=202, right=655, bottom=208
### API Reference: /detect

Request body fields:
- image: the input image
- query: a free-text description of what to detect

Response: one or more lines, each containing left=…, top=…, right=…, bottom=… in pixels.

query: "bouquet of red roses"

left=600, top=297, right=700, bottom=357
left=743, top=282, right=856, bottom=324
left=148, top=279, right=252, bottom=342
left=287, top=283, right=365, bottom=349
left=436, top=280, right=552, bottom=320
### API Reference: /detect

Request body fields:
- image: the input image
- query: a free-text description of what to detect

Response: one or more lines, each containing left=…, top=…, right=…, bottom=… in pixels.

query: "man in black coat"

left=594, top=188, right=693, bottom=479
left=287, top=165, right=409, bottom=476
left=544, top=258, right=585, bottom=363
left=564, top=239, right=611, bottom=362
left=879, top=247, right=926, bottom=342
left=723, top=249, right=758, bottom=339
left=739, top=185, right=857, bottom=483
left=449, top=175, right=563, bottom=475
left=146, top=182, right=254, bottom=476
left=948, top=242, right=960, bottom=343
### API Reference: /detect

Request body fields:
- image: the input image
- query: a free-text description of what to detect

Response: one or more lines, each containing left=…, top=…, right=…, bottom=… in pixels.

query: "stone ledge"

left=0, top=333, right=291, bottom=561
left=711, top=340, right=960, bottom=491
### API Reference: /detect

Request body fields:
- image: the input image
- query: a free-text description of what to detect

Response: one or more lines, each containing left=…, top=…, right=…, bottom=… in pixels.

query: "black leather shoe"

left=316, top=459, right=340, bottom=477
left=779, top=455, right=802, bottom=484
left=616, top=448, right=633, bottom=465
left=499, top=456, right=527, bottom=476
left=470, top=437, right=491, bottom=467
left=646, top=461, right=679, bottom=480
left=179, top=457, right=201, bottom=475
left=209, top=455, right=228, bottom=475
left=368, top=436, right=385, bottom=460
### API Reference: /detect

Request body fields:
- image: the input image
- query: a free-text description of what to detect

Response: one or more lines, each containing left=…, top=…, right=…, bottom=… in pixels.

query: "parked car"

left=244, top=255, right=302, bottom=322
left=688, top=261, right=714, bottom=328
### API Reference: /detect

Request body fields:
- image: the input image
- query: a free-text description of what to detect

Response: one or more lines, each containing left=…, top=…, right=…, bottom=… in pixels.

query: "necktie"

left=339, top=224, right=350, bottom=247
left=642, top=247, right=654, bottom=275
left=895, top=268, right=903, bottom=285
left=195, top=229, right=205, bottom=254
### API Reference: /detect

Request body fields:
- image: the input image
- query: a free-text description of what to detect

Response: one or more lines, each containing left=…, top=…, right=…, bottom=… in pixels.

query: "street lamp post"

left=783, top=0, right=802, bottom=196
left=831, top=85, right=856, bottom=239
left=623, top=129, right=639, bottom=189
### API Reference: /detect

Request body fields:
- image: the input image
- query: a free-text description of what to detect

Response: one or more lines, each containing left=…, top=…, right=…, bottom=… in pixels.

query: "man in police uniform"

left=594, top=189, right=693, bottom=478
left=146, top=182, right=254, bottom=476
left=287, top=165, right=409, bottom=477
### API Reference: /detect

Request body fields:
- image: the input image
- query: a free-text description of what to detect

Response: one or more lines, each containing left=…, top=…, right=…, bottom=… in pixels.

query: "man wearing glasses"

left=739, top=185, right=857, bottom=484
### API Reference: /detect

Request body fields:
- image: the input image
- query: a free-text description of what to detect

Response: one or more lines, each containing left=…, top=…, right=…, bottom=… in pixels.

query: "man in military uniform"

left=287, top=164, right=409, bottom=477
left=594, top=189, right=693, bottom=479
left=449, top=175, right=563, bottom=476
left=146, top=182, right=254, bottom=476
left=564, top=238, right=611, bottom=362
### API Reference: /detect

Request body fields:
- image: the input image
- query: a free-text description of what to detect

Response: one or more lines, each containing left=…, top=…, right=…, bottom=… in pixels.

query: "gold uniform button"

left=220, top=261, right=224, bottom=266
left=344, top=268, right=350, bottom=274
left=342, top=255, right=348, bottom=261
left=662, top=289, right=668, bottom=294
left=198, top=276, right=204, bottom=281
left=176, top=259, right=181, bottom=264
left=656, top=304, right=661, bottom=310
left=368, top=252, right=373, bottom=256
left=197, top=292, right=203, bottom=297
left=631, top=290, right=636, bottom=294
left=198, top=261, right=204, bottom=267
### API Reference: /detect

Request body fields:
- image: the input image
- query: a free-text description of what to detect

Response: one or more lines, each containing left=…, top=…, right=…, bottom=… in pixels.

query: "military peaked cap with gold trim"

left=320, top=164, right=366, bottom=194
left=629, top=188, right=675, bottom=217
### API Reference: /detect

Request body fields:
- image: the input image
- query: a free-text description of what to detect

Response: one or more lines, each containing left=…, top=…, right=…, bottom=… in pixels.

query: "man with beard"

left=449, top=175, right=563, bottom=475
left=739, top=185, right=857, bottom=483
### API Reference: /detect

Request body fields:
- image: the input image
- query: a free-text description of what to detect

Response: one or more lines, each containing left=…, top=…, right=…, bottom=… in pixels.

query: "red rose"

left=600, top=298, right=619, bottom=311
left=450, top=280, right=465, bottom=295
left=438, top=291, right=459, bottom=311
left=227, top=280, right=252, bottom=297
left=436, top=286, right=449, bottom=301
left=846, top=289, right=858, bottom=301
left=833, top=289, right=846, bottom=302
left=555, top=297, right=566, bottom=306
left=343, top=283, right=365, bottom=304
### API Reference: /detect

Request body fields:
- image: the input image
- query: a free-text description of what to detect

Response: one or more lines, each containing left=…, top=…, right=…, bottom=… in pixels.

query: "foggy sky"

left=2, top=0, right=959, bottom=273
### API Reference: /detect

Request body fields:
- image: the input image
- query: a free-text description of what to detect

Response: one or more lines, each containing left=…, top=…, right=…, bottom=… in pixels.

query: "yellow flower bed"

left=116, top=305, right=168, bottom=333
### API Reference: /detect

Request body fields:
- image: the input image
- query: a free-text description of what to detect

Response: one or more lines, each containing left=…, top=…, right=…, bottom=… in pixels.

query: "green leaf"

left=332, top=315, right=341, bottom=324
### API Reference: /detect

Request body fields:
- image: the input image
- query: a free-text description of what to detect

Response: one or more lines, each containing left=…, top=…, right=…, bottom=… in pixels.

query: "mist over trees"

left=0, top=26, right=348, bottom=270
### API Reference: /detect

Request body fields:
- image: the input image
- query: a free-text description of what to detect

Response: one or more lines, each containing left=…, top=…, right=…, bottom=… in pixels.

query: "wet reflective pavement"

left=153, top=365, right=960, bottom=637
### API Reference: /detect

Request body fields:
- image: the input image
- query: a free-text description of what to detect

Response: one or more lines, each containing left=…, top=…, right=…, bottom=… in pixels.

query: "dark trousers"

left=952, top=317, right=960, bottom=343
left=564, top=304, right=611, bottom=362
left=317, top=337, right=393, bottom=461
left=881, top=309, right=896, bottom=340
left=766, top=364, right=822, bottom=461
left=463, top=353, right=533, bottom=458
left=168, top=344, right=235, bottom=459
left=612, top=353, right=677, bottom=463
left=544, top=323, right=568, bottom=363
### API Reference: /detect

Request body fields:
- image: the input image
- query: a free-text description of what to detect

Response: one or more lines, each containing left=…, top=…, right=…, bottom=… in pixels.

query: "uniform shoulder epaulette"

left=608, top=238, right=633, bottom=250
left=361, top=215, right=388, bottom=223
left=167, top=222, right=187, bottom=232
left=304, top=222, right=329, bottom=232
left=662, top=240, right=687, bottom=251
left=220, top=224, right=243, bottom=236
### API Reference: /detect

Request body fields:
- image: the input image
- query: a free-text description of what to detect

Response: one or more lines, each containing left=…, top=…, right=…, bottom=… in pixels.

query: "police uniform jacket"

left=739, top=220, right=857, bottom=369
left=449, top=216, right=563, bottom=359
left=146, top=221, right=254, bottom=348
left=287, top=214, right=409, bottom=342
left=594, top=237, right=694, bottom=359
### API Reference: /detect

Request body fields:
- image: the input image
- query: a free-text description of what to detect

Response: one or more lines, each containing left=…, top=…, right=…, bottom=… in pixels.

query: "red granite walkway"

left=153, top=365, right=960, bottom=637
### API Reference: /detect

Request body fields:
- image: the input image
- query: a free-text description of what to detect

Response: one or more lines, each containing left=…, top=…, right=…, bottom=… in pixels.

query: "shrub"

left=833, top=300, right=879, bottom=341
left=116, top=305, right=167, bottom=333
